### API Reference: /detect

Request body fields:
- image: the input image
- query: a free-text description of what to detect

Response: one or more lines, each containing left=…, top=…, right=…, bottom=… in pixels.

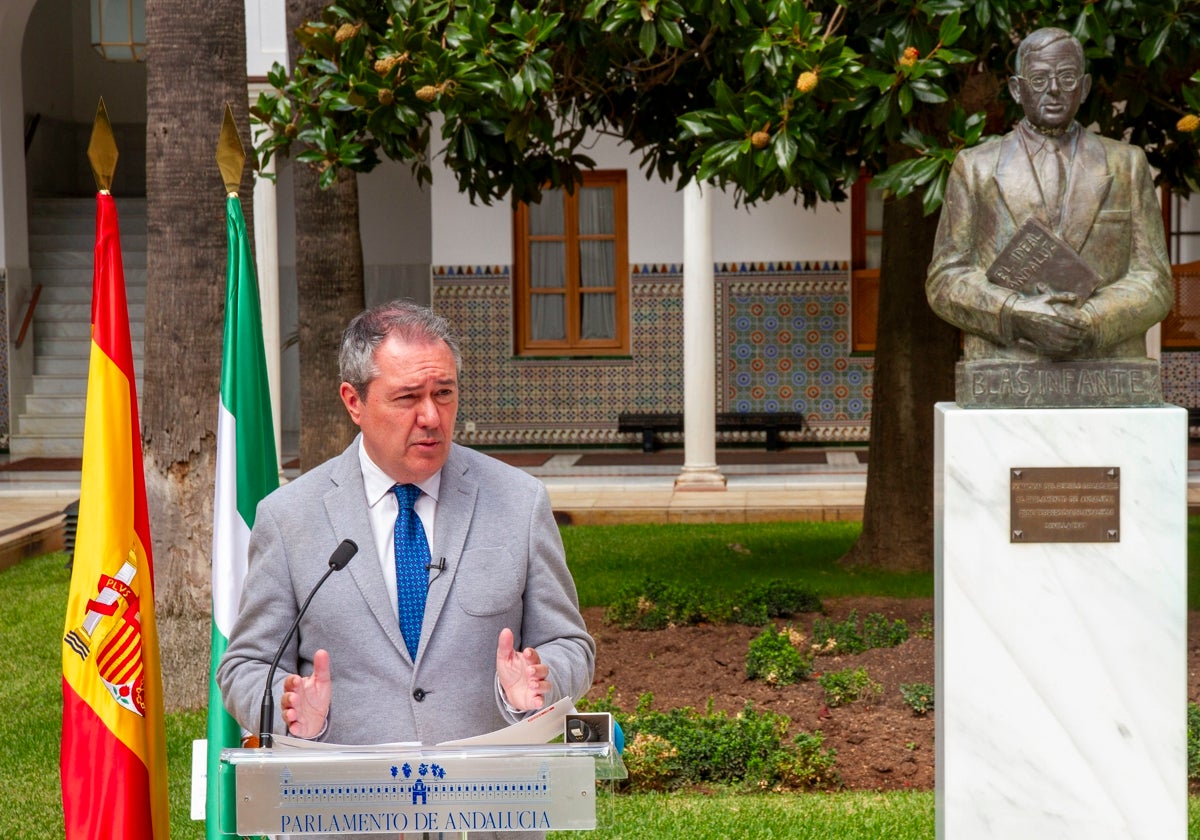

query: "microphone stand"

left=257, top=539, right=357, bottom=748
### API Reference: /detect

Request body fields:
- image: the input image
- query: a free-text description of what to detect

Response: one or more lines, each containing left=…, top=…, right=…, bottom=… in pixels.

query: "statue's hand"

left=1011, top=287, right=1093, bottom=357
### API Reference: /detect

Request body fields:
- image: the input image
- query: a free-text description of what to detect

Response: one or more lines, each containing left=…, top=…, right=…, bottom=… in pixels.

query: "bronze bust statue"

left=926, top=28, right=1171, bottom=406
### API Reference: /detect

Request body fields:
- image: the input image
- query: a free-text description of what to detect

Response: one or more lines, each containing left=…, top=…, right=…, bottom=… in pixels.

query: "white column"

left=251, top=160, right=283, bottom=474
left=675, top=181, right=725, bottom=490
left=245, top=83, right=283, bottom=475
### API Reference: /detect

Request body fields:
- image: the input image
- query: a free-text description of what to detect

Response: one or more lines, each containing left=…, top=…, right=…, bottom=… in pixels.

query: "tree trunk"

left=840, top=178, right=959, bottom=572
left=287, top=0, right=365, bottom=471
left=143, top=0, right=254, bottom=710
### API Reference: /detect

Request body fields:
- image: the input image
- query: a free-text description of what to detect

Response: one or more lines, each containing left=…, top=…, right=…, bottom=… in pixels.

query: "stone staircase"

left=9, top=197, right=145, bottom=457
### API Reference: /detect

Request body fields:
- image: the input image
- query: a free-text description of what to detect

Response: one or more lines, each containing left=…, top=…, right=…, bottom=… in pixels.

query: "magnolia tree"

left=254, top=0, right=1200, bottom=570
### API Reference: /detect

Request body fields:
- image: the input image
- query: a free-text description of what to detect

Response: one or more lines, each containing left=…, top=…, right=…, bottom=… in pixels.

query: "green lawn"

left=13, top=515, right=1200, bottom=837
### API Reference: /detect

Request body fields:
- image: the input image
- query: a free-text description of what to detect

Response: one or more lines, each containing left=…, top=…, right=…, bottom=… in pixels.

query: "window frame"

left=850, top=175, right=882, bottom=353
left=512, top=170, right=631, bottom=357
left=1162, top=188, right=1200, bottom=350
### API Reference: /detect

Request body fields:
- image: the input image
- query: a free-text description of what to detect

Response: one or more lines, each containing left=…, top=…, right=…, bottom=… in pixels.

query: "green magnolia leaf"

left=910, top=80, right=948, bottom=104
left=1138, top=25, right=1171, bottom=66
left=657, top=17, right=685, bottom=49
left=921, top=166, right=949, bottom=215
left=773, top=130, right=797, bottom=172
left=639, top=20, right=657, bottom=58
left=938, top=11, right=965, bottom=48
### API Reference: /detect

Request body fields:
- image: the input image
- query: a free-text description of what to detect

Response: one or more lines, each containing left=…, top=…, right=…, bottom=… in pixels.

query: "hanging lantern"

left=90, top=0, right=146, bottom=62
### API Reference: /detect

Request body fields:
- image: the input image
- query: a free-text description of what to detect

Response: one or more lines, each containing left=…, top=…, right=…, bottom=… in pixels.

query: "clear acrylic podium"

left=219, top=743, right=627, bottom=837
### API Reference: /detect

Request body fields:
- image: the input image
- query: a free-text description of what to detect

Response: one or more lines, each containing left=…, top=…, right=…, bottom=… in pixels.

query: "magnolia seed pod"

left=334, top=22, right=362, bottom=43
left=796, top=71, right=818, bottom=94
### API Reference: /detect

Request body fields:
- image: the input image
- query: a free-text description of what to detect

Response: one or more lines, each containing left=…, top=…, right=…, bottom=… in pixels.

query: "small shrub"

left=811, top=610, right=867, bottom=655
left=744, top=580, right=823, bottom=619
left=811, top=610, right=909, bottom=655
left=622, top=732, right=678, bottom=791
left=780, top=731, right=841, bottom=790
left=1189, top=702, right=1200, bottom=782
left=863, top=612, right=909, bottom=649
left=604, top=577, right=822, bottom=630
left=900, top=682, right=935, bottom=715
left=604, top=577, right=706, bottom=630
left=745, top=625, right=812, bottom=686
left=599, top=694, right=836, bottom=791
left=818, top=667, right=882, bottom=707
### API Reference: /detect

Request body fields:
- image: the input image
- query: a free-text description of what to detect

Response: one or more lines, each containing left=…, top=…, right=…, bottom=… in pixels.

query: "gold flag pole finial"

left=217, top=104, right=246, bottom=196
left=87, top=98, right=118, bottom=193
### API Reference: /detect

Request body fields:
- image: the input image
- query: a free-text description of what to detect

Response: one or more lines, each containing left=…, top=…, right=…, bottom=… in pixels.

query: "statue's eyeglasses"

left=1017, top=72, right=1082, bottom=93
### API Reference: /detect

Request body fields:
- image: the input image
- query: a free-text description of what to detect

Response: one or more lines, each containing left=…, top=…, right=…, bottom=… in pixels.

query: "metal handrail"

left=24, top=112, right=40, bottom=154
left=14, top=283, right=42, bottom=349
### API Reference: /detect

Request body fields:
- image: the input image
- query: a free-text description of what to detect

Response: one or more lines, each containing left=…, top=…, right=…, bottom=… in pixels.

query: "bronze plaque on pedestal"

left=1010, top=467, right=1120, bottom=543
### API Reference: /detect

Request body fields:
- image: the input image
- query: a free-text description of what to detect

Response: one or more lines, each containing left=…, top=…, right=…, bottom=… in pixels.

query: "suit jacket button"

left=413, top=688, right=426, bottom=702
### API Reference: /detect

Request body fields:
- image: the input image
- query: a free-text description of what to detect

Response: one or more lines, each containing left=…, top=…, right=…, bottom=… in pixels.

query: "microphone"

left=257, top=538, right=358, bottom=748
left=425, top=557, right=446, bottom=572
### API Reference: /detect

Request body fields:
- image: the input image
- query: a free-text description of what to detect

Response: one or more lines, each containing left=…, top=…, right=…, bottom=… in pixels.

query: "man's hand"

left=496, top=627, right=551, bottom=712
left=1011, top=286, right=1094, bottom=357
left=280, top=648, right=331, bottom=738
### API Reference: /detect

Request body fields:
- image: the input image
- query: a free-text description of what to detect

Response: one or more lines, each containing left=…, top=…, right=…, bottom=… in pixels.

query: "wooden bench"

left=618, top=412, right=683, bottom=453
left=618, top=411, right=806, bottom=452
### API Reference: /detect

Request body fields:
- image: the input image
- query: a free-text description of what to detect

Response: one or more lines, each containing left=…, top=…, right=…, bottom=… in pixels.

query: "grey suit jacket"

left=217, top=437, right=594, bottom=746
left=926, top=125, right=1172, bottom=361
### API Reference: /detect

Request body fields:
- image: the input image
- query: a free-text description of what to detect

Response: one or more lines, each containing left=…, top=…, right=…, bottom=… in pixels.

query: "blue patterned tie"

left=392, top=483, right=430, bottom=660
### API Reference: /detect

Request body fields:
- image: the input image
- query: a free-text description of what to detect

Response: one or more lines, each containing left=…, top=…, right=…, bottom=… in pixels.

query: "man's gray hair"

left=1014, top=27, right=1083, bottom=75
left=339, top=300, right=463, bottom=396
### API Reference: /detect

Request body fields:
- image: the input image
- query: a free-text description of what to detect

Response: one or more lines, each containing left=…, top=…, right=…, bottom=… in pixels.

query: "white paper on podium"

left=271, top=734, right=422, bottom=751
left=437, top=696, right=576, bottom=746
left=265, top=696, right=575, bottom=751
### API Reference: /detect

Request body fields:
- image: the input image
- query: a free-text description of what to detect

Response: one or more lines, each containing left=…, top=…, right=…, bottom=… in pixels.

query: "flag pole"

left=61, top=97, right=170, bottom=840
left=207, top=103, right=280, bottom=838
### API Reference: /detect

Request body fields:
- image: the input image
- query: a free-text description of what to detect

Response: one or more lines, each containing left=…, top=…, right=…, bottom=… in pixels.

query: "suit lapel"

left=324, top=439, right=410, bottom=660
left=420, top=444, right=478, bottom=658
left=1060, top=130, right=1112, bottom=252
left=994, top=131, right=1043, bottom=231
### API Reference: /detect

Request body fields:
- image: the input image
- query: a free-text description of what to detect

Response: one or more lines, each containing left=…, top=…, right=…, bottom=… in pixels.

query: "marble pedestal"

left=935, top=404, right=1187, bottom=840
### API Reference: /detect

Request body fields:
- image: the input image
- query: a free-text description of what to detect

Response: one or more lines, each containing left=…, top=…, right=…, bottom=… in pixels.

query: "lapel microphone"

left=257, top=538, right=358, bottom=748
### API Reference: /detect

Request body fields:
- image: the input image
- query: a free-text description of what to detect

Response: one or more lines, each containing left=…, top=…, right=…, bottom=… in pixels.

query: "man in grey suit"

left=217, top=301, right=595, bottom=838
left=926, top=27, right=1172, bottom=362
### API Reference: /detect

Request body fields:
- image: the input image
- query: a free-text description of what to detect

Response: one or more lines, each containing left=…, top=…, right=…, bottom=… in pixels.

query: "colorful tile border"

left=433, top=264, right=871, bottom=447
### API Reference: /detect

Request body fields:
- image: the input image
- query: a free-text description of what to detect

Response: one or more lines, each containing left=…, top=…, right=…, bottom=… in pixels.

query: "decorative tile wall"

left=434, top=261, right=871, bottom=446
left=1162, top=351, right=1200, bottom=411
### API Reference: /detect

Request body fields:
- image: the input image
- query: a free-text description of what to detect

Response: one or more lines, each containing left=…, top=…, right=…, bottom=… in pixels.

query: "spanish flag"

left=60, top=187, right=169, bottom=838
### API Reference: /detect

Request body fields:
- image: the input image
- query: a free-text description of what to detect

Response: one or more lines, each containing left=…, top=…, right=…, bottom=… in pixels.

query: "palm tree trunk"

left=143, top=0, right=254, bottom=709
left=286, top=0, right=365, bottom=471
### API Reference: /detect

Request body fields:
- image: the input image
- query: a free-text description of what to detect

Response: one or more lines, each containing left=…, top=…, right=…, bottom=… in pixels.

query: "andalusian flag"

left=206, top=189, right=278, bottom=836
left=61, top=189, right=169, bottom=838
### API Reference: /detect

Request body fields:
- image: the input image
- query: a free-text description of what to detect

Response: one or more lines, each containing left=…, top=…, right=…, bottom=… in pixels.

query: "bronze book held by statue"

left=986, top=217, right=1102, bottom=301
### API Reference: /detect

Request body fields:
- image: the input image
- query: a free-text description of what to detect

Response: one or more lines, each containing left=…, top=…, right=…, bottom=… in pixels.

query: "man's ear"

left=1079, top=73, right=1092, bottom=104
left=339, top=381, right=364, bottom=426
left=1008, top=75, right=1023, bottom=105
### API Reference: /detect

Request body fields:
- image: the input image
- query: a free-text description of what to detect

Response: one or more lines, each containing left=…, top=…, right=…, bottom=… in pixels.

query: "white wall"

left=245, top=0, right=288, bottom=79
left=431, top=125, right=851, bottom=267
